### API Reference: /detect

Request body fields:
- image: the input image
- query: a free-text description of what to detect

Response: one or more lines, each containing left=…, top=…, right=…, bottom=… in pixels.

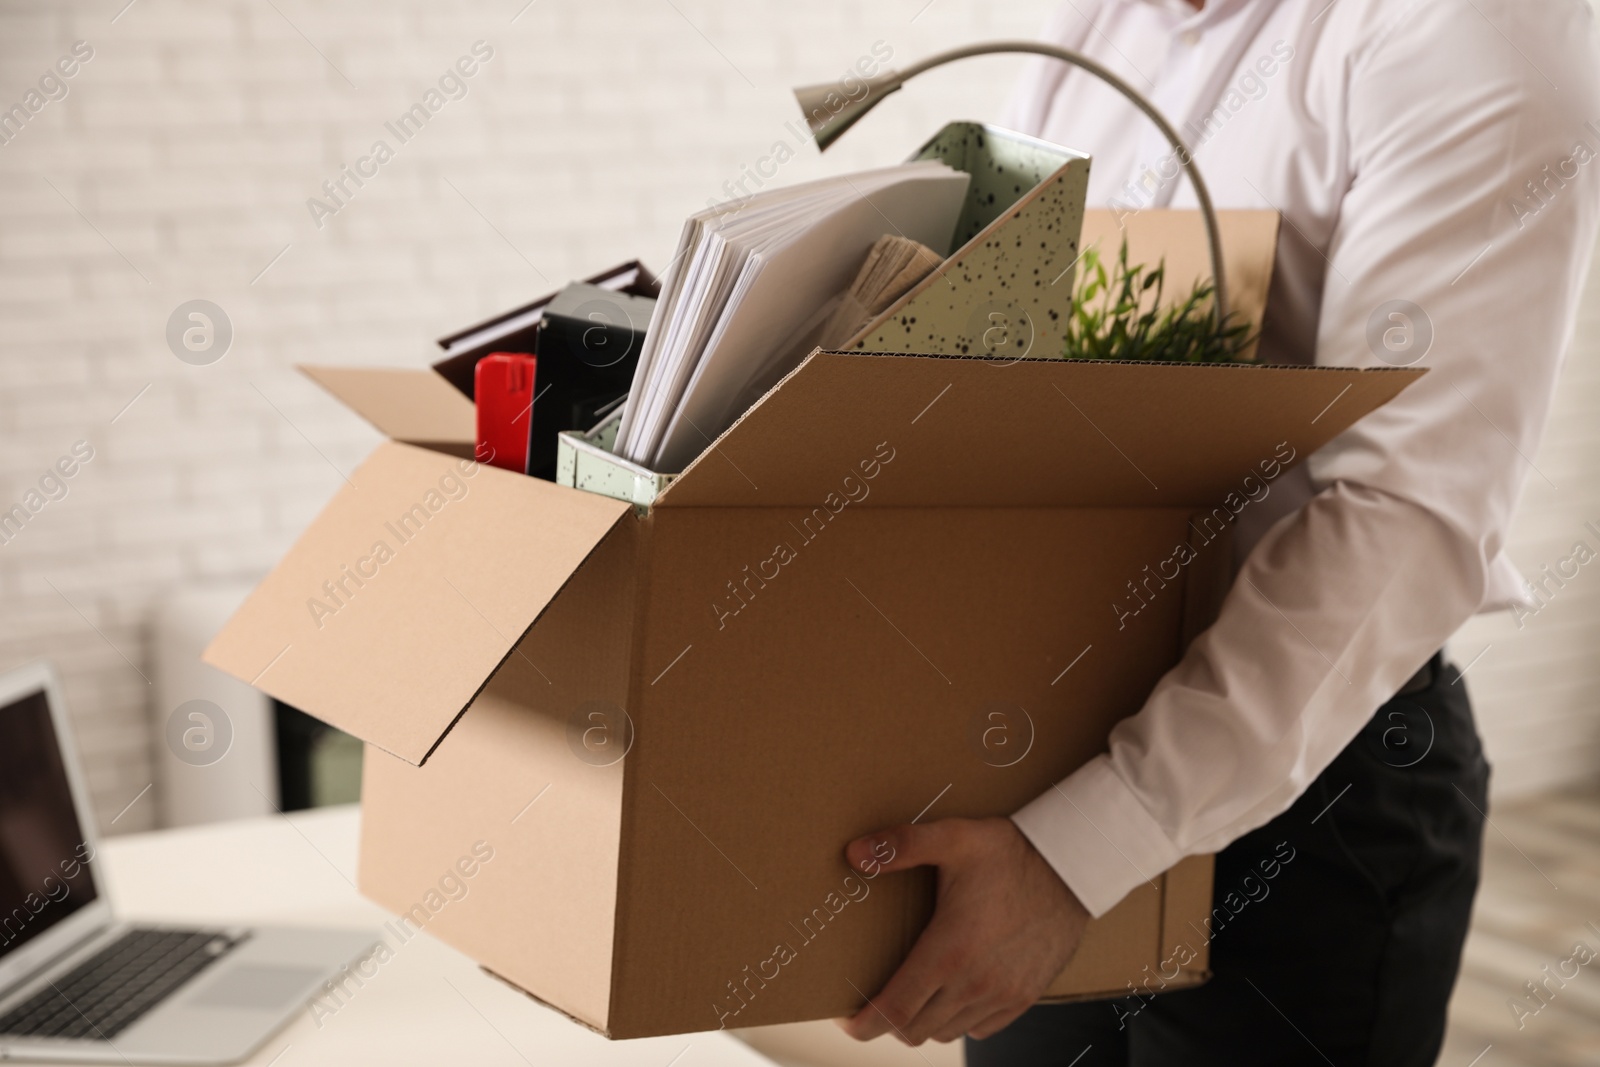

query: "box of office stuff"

left=204, top=123, right=1423, bottom=1038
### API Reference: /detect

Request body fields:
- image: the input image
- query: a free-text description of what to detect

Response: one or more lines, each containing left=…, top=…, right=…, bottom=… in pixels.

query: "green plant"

left=1062, top=238, right=1253, bottom=363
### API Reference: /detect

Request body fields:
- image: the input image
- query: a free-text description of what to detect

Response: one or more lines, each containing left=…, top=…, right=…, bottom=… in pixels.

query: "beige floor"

left=1439, top=785, right=1600, bottom=1067
left=740, top=786, right=1600, bottom=1067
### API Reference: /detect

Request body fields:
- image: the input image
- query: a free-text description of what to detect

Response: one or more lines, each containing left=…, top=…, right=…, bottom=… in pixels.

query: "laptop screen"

left=0, top=687, right=98, bottom=962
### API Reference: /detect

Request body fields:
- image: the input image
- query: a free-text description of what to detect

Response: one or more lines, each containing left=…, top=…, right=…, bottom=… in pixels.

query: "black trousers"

left=968, top=653, right=1490, bottom=1067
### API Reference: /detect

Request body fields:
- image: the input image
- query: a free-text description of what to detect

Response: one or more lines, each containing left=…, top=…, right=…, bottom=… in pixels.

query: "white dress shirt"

left=1002, top=0, right=1600, bottom=918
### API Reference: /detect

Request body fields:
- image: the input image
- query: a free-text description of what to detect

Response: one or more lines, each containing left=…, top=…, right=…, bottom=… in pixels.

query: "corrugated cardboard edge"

left=605, top=508, right=661, bottom=1038
left=480, top=965, right=613, bottom=1039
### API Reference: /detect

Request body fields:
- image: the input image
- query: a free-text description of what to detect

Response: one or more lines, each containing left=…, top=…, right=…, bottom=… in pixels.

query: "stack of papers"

left=616, top=161, right=971, bottom=472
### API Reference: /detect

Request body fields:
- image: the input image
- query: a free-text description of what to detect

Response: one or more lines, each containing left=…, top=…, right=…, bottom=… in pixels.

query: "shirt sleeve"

left=1013, top=2, right=1600, bottom=918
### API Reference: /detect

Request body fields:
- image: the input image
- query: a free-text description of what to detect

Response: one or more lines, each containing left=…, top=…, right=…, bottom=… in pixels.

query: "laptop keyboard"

left=0, top=927, right=247, bottom=1041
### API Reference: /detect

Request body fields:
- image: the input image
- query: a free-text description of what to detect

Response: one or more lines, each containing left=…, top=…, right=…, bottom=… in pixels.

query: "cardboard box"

left=204, top=120, right=1421, bottom=1042
left=206, top=344, right=1420, bottom=1039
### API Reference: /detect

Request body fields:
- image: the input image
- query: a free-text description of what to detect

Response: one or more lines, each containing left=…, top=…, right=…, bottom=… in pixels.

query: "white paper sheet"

left=615, top=162, right=970, bottom=470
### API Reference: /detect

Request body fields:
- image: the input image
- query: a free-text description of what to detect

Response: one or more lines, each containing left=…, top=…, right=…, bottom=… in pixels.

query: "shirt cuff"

left=1011, top=754, right=1184, bottom=918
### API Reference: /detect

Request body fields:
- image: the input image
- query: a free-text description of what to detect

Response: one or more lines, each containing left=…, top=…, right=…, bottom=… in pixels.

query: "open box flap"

left=203, top=441, right=630, bottom=765
left=655, top=354, right=1423, bottom=510
left=299, top=364, right=475, bottom=453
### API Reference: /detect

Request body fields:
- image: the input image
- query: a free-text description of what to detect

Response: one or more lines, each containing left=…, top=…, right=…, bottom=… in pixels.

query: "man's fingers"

left=833, top=816, right=1088, bottom=1049
left=844, top=818, right=967, bottom=877
left=929, top=994, right=1007, bottom=1045
left=839, top=910, right=973, bottom=1041
left=843, top=823, right=922, bottom=876
left=966, top=1002, right=1033, bottom=1042
left=841, top=992, right=895, bottom=1042
left=839, top=943, right=944, bottom=1042
left=905, top=982, right=991, bottom=1046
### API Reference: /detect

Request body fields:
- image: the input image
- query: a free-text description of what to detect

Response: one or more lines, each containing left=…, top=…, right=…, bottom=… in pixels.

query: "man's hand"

left=837, top=816, right=1091, bottom=1046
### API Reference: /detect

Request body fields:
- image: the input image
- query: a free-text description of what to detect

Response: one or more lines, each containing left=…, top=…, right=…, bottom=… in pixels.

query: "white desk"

left=61, top=806, right=777, bottom=1067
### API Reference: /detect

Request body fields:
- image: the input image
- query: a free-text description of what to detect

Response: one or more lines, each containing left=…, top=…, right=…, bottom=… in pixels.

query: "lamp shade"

left=793, top=72, right=902, bottom=151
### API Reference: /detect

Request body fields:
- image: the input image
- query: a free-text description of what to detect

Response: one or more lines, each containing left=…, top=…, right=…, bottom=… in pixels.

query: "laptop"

left=0, top=662, right=378, bottom=1063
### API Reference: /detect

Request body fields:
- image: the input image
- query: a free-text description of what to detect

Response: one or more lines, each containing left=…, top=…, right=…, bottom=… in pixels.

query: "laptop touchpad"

left=191, top=965, right=322, bottom=1010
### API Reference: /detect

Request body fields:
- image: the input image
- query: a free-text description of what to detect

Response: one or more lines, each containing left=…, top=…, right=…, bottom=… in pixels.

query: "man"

left=839, top=1, right=1600, bottom=1063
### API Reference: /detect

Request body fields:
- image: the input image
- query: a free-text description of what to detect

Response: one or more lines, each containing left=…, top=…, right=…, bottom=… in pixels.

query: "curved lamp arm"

left=794, top=40, right=1229, bottom=322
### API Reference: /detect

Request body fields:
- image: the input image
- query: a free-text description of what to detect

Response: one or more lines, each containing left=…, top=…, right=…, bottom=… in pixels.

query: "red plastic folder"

left=474, top=353, right=537, bottom=473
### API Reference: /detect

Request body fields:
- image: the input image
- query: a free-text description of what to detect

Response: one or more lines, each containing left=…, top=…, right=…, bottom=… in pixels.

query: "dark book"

left=524, top=283, right=656, bottom=478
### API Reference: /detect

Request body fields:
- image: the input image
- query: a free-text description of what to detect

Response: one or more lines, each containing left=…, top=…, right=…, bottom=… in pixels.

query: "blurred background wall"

left=0, top=0, right=1596, bottom=837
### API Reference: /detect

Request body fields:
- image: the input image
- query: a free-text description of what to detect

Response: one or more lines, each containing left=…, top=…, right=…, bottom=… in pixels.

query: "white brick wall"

left=1451, top=256, right=1600, bottom=799
left=0, top=0, right=1059, bottom=833
left=1, top=0, right=1595, bottom=834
